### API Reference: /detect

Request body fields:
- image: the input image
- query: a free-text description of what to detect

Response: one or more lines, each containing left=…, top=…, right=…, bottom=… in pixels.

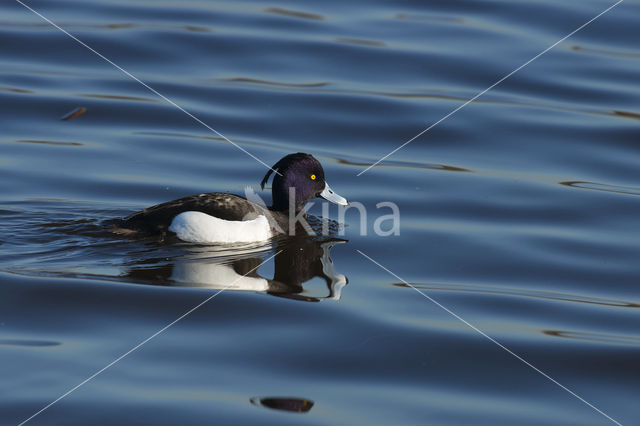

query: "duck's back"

left=113, top=193, right=272, bottom=236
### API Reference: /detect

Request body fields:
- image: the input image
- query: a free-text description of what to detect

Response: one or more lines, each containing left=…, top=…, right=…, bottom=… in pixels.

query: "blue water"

left=1, top=0, right=639, bottom=424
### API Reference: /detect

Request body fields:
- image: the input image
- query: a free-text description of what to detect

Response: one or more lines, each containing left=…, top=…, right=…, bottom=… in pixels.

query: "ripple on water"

left=1, top=0, right=639, bottom=424
left=559, top=180, right=640, bottom=196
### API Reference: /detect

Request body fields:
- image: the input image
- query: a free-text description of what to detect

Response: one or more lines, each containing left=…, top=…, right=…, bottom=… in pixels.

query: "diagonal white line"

left=15, top=0, right=280, bottom=176
left=19, top=250, right=282, bottom=426
left=357, top=0, right=625, bottom=176
left=356, top=249, right=622, bottom=426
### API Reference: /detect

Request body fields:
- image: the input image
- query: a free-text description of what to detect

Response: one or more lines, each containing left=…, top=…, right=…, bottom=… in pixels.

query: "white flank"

left=169, top=211, right=272, bottom=243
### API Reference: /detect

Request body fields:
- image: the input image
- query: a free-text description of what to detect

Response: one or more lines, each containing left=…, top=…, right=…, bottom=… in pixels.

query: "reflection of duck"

left=110, top=153, right=347, bottom=243
left=126, top=237, right=348, bottom=302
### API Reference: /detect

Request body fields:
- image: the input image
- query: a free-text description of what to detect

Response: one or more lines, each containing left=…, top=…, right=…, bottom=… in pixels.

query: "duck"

left=110, top=152, right=348, bottom=243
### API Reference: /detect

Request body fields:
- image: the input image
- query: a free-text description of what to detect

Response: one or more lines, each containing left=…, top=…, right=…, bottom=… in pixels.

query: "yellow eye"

left=310, top=174, right=316, bottom=180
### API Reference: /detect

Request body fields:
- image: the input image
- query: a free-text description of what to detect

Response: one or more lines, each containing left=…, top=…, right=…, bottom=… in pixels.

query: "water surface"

left=1, top=0, right=639, bottom=425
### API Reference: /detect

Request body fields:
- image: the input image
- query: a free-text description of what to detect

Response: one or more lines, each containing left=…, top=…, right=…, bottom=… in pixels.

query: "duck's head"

left=261, top=153, right=348, bottom=212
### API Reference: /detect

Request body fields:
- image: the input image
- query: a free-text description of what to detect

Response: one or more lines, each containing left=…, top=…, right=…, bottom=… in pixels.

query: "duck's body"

left=110, top=153, right=347, bottom=243
left=113, top=192, right=283, bottom=243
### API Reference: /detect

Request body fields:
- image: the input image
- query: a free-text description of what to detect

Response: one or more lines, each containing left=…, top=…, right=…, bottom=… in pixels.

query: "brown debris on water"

left=61, top=107, right=87, bottom=121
